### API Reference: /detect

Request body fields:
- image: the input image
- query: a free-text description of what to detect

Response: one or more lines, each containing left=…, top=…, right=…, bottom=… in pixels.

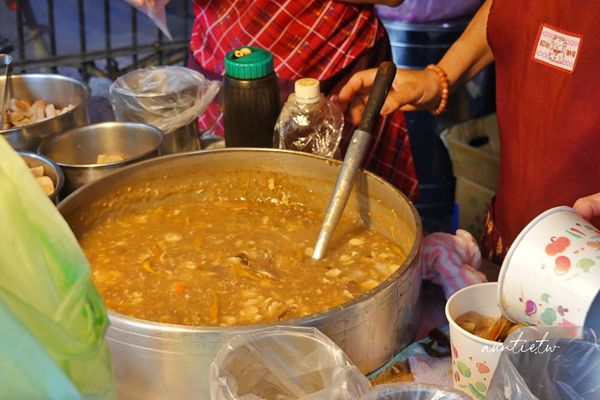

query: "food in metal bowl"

left=38, top=122, right=164, bottom=194
left=28, top=165, right=55, bottom=195
left=19, top=151, right=64, bottom=204
left=0, top=74, right=89, bottom=152
left=3, top=98, right=74, bottom=129
left=79, top=172, right=408, bottom=327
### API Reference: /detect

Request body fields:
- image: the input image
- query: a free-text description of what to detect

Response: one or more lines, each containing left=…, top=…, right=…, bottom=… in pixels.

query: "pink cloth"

left=419, top=229, right=487, bottom=298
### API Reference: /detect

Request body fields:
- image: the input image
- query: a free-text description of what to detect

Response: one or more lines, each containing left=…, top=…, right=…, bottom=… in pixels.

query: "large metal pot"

left=0, top=74, right=89, bottom=151
left=59, top=149, right=423, bottom=399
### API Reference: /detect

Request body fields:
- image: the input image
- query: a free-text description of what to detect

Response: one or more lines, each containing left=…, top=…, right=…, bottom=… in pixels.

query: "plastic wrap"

left=124, top=0, right=172, bottom=40
left=360, top=383, right=469, bottom=400
left=486, top=326, right=600, bottom=399
left=0, top=136, right=115, bottom=399
left=274, top=94, right=344, bottom=159
left=376, top=0, right=481, bottom=23
left=210, top=326, right=371, bottom=400
left=109, top=66, right=220, bottom=134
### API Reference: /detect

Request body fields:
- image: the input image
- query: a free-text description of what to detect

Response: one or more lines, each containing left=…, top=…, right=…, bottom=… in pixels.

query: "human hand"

left=336, top=67, right=443, bottom=125
left=573, top=193, right=600, bottom=221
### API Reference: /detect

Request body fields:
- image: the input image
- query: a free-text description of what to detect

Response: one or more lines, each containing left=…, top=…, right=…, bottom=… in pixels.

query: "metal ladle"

left=0, top=54, right=13, bottom=130
left=312, top=62, right=397, bottom=260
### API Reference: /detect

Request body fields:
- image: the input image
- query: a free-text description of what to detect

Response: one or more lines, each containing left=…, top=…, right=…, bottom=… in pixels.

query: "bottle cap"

left=224, top=46, right=274, bottom=80
left=294, top=78, right=321, bottom=104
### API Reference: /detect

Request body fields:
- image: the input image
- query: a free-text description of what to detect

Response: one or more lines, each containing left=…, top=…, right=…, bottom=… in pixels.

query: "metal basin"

left=38, top=121, right=164, bottom=195
left=19, top=151, right=64, bottom=204
left=1, top=74, right=89, bottom=151
left=58, top=149, right=423, bottom=399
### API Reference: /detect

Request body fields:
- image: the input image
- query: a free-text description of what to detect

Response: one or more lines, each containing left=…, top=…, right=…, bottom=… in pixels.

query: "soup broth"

left=78, top=173, right=408, bottom=327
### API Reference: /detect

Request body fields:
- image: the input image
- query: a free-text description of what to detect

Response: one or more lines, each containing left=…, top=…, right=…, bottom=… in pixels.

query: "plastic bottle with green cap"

left=223, top=46, right=280, bottom=148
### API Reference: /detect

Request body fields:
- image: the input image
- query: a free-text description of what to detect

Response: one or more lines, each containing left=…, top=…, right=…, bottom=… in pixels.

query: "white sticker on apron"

left=532, top=23, right=582, bottom=74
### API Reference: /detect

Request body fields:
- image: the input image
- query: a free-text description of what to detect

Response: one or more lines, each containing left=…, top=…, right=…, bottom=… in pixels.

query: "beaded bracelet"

left=425, top=64, right=449, bottom=116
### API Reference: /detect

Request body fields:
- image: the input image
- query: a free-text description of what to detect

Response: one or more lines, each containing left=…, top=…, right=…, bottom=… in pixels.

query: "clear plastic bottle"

left=274, top=78, right=344, bottom=158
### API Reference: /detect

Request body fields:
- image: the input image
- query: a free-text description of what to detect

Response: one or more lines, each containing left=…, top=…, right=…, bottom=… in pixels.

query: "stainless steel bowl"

left=19, top=151, right=64, bottom=204
left=59, top=149, right=423, bottom=399
left=1, top=74, right=89, bottom=151
left=38, top=121, right=164, bottom=195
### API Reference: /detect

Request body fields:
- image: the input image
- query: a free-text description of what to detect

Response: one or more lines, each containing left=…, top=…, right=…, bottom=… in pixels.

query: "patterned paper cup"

left=446, top=282, right=502, bottom=400
left=498, top=206, right=600, bottom=328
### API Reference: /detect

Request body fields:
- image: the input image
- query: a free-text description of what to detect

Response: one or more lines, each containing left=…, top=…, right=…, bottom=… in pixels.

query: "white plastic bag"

left=124, top=0, right=172, bottom=39
left=486, top=326, right=600, bottom=399
left=109, top=66, right=220, bottom=134
left=210, top=326, right=372, bottom=400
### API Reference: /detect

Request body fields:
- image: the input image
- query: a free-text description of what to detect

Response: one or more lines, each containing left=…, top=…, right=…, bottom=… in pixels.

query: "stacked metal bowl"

left=1, top=73, right=165, bottom=199
left=1, top=74, right=89, bottom=151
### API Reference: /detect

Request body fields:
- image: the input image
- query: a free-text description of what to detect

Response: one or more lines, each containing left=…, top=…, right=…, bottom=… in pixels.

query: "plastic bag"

left=210, top=326, right=372, bottom=400
left=0, top=137, right=115, bottom=399
left=124, top=0, right=172, bottom=40
left=486, top=326, right=600, bottom=399
left=376, top=0, right=481, bottom=23
left=109, top=66, right=220, bottom=134
left=359, top=383, right=469, bottom=399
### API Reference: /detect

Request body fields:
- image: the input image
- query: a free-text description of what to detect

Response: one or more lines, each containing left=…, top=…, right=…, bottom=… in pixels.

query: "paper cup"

left=498, top=206, right=600, bottom=328
left=446, top=282, right=502, bottom=400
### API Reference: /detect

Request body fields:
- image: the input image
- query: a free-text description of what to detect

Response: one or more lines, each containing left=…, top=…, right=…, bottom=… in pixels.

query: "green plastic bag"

left=0, top=137, right=115, bottom=399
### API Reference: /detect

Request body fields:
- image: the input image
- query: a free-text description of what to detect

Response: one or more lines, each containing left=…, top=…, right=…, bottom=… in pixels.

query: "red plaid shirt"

left=191, top=0, right=384, bottom=80
left=190, top=0, right=419, bottom=200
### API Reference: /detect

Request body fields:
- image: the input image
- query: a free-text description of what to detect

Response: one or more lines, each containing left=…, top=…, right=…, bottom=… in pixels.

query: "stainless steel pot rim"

left=38, top=121, right=165, bottom=168
left=59, top=148, right=423, bottom=333
left=0, top=73, right=90, bottom=134
left=18, top=150, right=65, bottom=199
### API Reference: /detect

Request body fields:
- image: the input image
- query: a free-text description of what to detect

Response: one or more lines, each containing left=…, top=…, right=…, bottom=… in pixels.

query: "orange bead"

left=426, top=64, right=449, bottom=115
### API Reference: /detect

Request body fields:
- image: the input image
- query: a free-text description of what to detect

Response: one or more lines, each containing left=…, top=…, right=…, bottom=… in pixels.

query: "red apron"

left=483, top=0, right=600, bottom=263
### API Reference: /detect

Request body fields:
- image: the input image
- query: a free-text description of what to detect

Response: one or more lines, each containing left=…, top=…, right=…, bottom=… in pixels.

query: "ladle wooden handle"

left=357, top=61, right=397, bottom=134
